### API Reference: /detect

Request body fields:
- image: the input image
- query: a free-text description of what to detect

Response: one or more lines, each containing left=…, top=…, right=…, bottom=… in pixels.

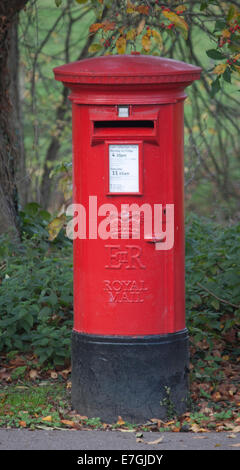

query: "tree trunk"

left=0, top=0, right=28, bottom=240
left=8, top=15, right=28, bottom=209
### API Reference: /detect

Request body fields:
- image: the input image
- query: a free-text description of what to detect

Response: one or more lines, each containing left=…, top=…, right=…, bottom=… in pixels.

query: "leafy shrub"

left=0, top=204, right=73, bottom=366
left=185, top=214, right=240, bottom=344
left=0, top=209, right=239, bottom=366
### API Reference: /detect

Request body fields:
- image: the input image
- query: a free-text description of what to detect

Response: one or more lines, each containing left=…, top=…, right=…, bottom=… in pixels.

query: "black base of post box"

left=71, top=329, right=189, bottom=423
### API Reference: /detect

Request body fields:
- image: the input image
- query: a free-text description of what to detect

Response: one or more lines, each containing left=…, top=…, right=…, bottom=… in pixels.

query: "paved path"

left=0, top=429, right=239, bottom=450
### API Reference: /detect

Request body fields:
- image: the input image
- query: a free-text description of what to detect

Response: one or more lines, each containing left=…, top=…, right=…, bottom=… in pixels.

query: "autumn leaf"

left=89, top=23, right=103, bottom=34
left=213, top=63, right=228, bottom=75
left=117, top=416, right=125, bottom=426
left=137, top=18, right=145, bottom=35
left=221, top=29, right=231, bottom=38
left=137, top=5, right=149, bottom=15
left=47, top=214, right=66, bottom=241
left=88, top=43, right=103, bottom=53
left=116, top=36, right=126, bottom=54
left=162, top=10, right=188, bottom=39
left=146, top=436, right=164, bottom=445
left=174, top=5, right=187, bottom=13
left=29, top=369, right=38, bottom=380
left=126, top=28, right=136, bottom=41
left=152, top=30, right=163, bottom=51
left=19, top=420, right=27, bottom=427
left=126, top=1, right=135, bottom=14
left=42, top=415, right=52, bottom=422
left=102, top=21, right=115, bottom=32
left=61, top=419, right=76, bottom=428
left=142, top=34, right=151, bottom=52
left=50, top=371, right=58, bottom=379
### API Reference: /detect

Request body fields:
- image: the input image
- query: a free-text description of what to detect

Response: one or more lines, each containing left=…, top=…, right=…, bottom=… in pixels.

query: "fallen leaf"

left=50, top=371, right=58, bottom=379
left=19, top=421, right=26, bottom=427
left=228, top=434, right=237, bottom=438
left=61, top=419, right=76, bottom=428
left=117, top=416, right=125, bottom=426
left=136, top=438, right=144, bottom=443
left=59, top=368, right=71, bottom=379
left=119, top=429, right=135, bottom=433
left=212, top=391, right=222, bottom=402
left=146, top=436, right=164, bottom=445
left=42, top=415, right=52, bottom=422
left=230, top=443, right=240, bottom=447
left=29, top=369, right=38, bottom=380
left=191, top=423, right=200, bottom=433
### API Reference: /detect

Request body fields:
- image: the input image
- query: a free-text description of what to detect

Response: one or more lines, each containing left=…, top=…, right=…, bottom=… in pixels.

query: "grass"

left=0, top=382, right=70, bottom=429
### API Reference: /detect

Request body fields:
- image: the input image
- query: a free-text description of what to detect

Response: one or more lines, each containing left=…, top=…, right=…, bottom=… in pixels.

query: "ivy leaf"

left=206, top=49, right=225, bottom=60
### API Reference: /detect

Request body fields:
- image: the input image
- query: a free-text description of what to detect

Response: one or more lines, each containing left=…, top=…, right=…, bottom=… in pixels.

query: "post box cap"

left=53, top=54, right=201, bottom=85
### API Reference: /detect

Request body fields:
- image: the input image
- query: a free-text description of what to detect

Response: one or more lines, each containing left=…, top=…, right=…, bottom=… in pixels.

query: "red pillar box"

left=54, top=55, right=201, bottom=422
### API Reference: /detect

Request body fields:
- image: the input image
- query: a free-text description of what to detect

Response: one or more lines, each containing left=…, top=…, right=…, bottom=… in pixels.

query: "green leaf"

left=200, top=1, right=208, bottom=10
left=214, top=20, right=226, bottom=31
left=223, top=67, right=232, bottom=83
left=206, top=49, right=225, bottom=60
left=211, top=299, right=220, bottom=311
left=227, top=5, right=235, bottom=22
left=210, top=77, right=221, bottom=96
left=55, top=0, right=62, bottom=6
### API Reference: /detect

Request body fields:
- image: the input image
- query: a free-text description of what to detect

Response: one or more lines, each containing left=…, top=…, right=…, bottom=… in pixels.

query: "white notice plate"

left=109, top=144, right=139, bottom=193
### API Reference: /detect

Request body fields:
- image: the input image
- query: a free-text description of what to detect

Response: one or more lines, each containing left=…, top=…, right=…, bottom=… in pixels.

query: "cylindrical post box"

left=54, top=55, right=201, bottom=422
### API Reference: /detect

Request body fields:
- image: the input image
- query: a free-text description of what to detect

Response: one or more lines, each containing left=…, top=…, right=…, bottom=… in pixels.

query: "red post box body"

left=54, top=55, right=201, bottom=422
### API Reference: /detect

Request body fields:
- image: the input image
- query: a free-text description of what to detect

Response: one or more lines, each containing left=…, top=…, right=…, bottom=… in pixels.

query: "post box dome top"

left=53, top=54, right=201, bottom=85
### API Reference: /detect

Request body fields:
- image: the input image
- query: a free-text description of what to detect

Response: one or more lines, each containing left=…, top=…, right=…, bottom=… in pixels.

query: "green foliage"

left=0, top=211, right=239, bottom=367
left=185, top=214, right=240, bottom=344
left=0, top=205, right=73, bottom=366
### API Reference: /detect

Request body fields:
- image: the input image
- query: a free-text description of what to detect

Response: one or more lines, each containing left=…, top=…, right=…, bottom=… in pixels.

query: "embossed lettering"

left=105, top=244, right=146, bottom=270
left=104, top=279, right=148, bottom=303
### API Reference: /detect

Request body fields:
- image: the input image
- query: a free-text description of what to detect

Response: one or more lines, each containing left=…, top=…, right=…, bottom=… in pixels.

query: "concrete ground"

left=0, top=429, right=239, bottom=450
